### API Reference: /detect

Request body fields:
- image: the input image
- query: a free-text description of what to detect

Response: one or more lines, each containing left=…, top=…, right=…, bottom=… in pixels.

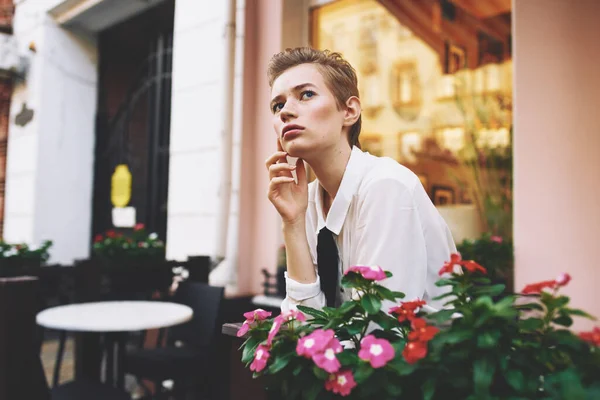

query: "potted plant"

left=237, top=256, right=600, bottom=399
left=0, top=240, right=53, bottom=277
left=91, top=224, right=170, bottom=294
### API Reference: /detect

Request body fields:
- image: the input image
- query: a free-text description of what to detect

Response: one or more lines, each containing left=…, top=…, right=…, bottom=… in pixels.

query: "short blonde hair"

left=267, top=47, right=362, bottom=148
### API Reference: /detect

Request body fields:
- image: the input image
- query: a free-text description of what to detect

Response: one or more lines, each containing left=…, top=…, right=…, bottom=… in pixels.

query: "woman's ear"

left=343, top=96, right=361, bottom=127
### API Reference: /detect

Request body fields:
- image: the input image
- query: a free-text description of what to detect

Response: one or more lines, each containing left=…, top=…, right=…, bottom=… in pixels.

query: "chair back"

left=0, top=276, right=51, bottom=400
left=168, top=282, right=224, bottom=349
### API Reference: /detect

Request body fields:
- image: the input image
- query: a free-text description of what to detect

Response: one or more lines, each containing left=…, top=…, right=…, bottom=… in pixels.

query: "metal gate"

left=92, top=32, right=173, bottom=241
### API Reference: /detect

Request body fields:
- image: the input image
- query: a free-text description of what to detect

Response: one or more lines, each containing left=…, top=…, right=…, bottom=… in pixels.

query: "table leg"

left=75, top=332, right=102, bottom=382
left=116, top=333, right=126, bottom=391
left=105, top=334, right=115, bottom=387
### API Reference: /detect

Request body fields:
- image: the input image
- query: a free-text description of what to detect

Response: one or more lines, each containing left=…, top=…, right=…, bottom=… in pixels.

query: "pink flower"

left=358, top=335, right=395, bottom=368
left=324, top=370, right=357, bottom=396
left=312, top=338, right=343, bottom=373
left=250, top=344, right=270, bottom=372
left=134, top=223, right=145, bottom=231
left=345, top=265, right=387, bottom=281
left=556, top=273, right=571, bottom=287
left=490, top=235, right=503, bottom=243
left=297, top=329, right=335, bottom=358
left=237, top=308, right=272, bottom=337
left=236, top=321, right=250, bottom=337
left=280, top=309, right=307, bottom=323
left=243, top=308, right=272, bottom=322
left=267, top=316, right=283, bottom=346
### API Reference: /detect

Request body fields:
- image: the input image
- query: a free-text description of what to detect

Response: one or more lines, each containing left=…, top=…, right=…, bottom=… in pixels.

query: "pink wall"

left=236, top=0, right=283, bottom=295
left=514, top=0, right=600, bottom=330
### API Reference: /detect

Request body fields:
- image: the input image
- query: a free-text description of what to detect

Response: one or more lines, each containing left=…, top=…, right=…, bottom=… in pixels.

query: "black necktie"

left=317, top=227, right=339, bottom=307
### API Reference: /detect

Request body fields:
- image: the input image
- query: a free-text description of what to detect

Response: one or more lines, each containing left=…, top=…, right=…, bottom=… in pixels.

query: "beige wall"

left=514, top=0, right=600, bottom=330
left=236, top=0, right=283, bottom=295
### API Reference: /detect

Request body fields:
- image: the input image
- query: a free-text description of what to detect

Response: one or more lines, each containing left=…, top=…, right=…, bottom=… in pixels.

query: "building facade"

left=2, top=0, right=599, bottom=330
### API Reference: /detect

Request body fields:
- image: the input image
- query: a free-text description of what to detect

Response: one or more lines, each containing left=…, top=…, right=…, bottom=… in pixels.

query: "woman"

left=265, top=47, right=456, bottom=313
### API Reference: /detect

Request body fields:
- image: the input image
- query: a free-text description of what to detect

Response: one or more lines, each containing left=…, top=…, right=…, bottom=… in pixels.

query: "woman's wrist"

left=282, top=213, right=306, bottom=232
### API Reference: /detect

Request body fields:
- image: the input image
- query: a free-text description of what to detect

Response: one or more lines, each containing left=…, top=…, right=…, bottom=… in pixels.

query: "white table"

left=37, top=301, right=193, bottom=389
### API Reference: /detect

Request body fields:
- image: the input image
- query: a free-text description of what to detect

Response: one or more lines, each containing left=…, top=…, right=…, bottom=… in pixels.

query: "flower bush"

left=457, top=232, right=514, bottom=291
left=238, top=256, right=600, bottom=399
left=92, top=223, right=165, bottom=259
left=0, top=240, right=53, bottom=263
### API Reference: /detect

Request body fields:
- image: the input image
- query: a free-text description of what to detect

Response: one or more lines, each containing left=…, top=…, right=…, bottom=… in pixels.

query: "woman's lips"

left=283, top=128, right=303, bottom=139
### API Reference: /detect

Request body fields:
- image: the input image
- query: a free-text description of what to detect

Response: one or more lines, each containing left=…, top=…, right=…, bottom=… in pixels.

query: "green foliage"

left=0, top=240, right=53, bottom=263
left=239, top=260, right=599, bottom=399
left=92, top=224, right=165, bottom=259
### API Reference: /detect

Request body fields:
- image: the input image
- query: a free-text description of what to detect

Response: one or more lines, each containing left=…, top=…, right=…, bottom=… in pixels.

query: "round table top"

left=36, top=301, right=193, bottom=332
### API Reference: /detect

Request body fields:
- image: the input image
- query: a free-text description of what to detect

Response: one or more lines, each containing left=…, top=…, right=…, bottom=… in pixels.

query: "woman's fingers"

left=269, top=162, right=296, bottom=179
left=264, top=151, right=287, bottom=169
left=268, top=176, right=296, bottom=197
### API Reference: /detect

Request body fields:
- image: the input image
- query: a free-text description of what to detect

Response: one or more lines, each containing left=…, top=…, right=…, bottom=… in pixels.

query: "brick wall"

left=0, top=0, right=13, bottom=34
left=0, top=78, right=11, bottom=238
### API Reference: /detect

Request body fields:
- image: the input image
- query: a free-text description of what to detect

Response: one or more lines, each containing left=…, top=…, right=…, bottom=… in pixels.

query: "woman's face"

left=270, top=64, right=347, bottom=158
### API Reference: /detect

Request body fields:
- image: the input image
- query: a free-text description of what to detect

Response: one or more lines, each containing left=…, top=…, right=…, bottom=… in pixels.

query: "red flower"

left=439, top=253, right=462, bottom=275
left=94, top=234, right=103, bottom=243
left=134, top=223, right=145, bottom=231
left=408, top=318, right=439, bottom=342
left=389, top=299, right=426, bottom=323
left=324, top=370, right=357, bottom=397
left=439, top=253, right=487, bottom=276
left=522, top=280, right=557, bottom=294
left=402, top=340, right=428, bottom=364
left=555, top=273, right=571, bottom=287
left=461, top=260, right=487, bottom=274
left=579, top=327, right=600, bottom=346
left=106, top=230, right=117, bottom=238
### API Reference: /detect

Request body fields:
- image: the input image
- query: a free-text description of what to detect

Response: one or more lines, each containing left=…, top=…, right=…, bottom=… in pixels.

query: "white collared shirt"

left=281, top=146, right=457, bottom=314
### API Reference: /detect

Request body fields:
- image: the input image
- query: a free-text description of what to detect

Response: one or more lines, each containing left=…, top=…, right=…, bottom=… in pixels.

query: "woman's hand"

left=265, top=140, right=308, bottom=225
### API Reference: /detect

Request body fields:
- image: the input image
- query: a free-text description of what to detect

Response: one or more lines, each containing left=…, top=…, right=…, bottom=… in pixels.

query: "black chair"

left=125, top=282, right=225, bottom=399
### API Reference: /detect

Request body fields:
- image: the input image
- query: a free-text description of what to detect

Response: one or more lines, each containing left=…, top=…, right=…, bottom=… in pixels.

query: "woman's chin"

left=283, top=141, right=313, bottom=159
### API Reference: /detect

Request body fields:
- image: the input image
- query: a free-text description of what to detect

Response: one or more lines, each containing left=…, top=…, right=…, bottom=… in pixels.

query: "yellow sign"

left=111, top=164, right=132, bottom=207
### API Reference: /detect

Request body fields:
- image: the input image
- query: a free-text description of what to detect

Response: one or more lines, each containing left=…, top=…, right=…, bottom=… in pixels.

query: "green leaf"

left=520, top=317, right=544, bottom=331
left=423, top=378, right=436, bottom=400
left=267, top=353, right=293, bottom=374
left=337, top=301, right=357, bottom=315
left=241, top=336, right=262, bottom=364
left=391, top=291, right=406, bottom=299
left=428, top=309, right=456, bottom=323
left=297, top=305, right=328, bottom=320
left=435, top=279, right=457, bottom=287
left=361, top=293, right=382, bottom=315
left=375, top=285, right=398, bottom=301
left=563, top=308, right=596, bottom=320
left=337, top=351, right=358, bottom=366
left=304, top=381, right=323, bottom=400
left=386, top=384, right=402, bottom=397
left=477, top=331, right=500, bottom=349
left=546, top=295, right=569, bottom=310
left=553, top=315, right=573, bottom=327
left=372, top=311, right=398, bottom=330
left=312, top=366, right=329, bottom=380
left=473, top=357, right=495, bottom=395
left=354, top=363, right=374, bottom=383
left=385, top=271, right=393, bottom=278
left=504, top=369, right=525, bottom=392
left=292, top=364, right=303, bottom=376
left=515, top=302, right=544, bottom=312
left=473, top=283, right=506, bottom=297
left=437, top=329, right=472, bottom=345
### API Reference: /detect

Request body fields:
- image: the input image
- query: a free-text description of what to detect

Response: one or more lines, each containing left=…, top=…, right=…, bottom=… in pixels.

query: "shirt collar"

left=315, top=146, right=366, bottom=235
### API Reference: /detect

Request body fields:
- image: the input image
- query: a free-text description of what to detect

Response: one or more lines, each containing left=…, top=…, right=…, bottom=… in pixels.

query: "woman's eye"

left=272, top=102, right=284, bottom=113
left=301, top=90, right=315, bottom=100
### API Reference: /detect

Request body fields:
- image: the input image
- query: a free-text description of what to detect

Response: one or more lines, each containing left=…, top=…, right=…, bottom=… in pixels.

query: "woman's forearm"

left=282, top=217, right=316, bottom=284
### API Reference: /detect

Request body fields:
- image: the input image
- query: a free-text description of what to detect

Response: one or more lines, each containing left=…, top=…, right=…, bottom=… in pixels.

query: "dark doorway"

left=92, top=0, right=175, bottom=243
